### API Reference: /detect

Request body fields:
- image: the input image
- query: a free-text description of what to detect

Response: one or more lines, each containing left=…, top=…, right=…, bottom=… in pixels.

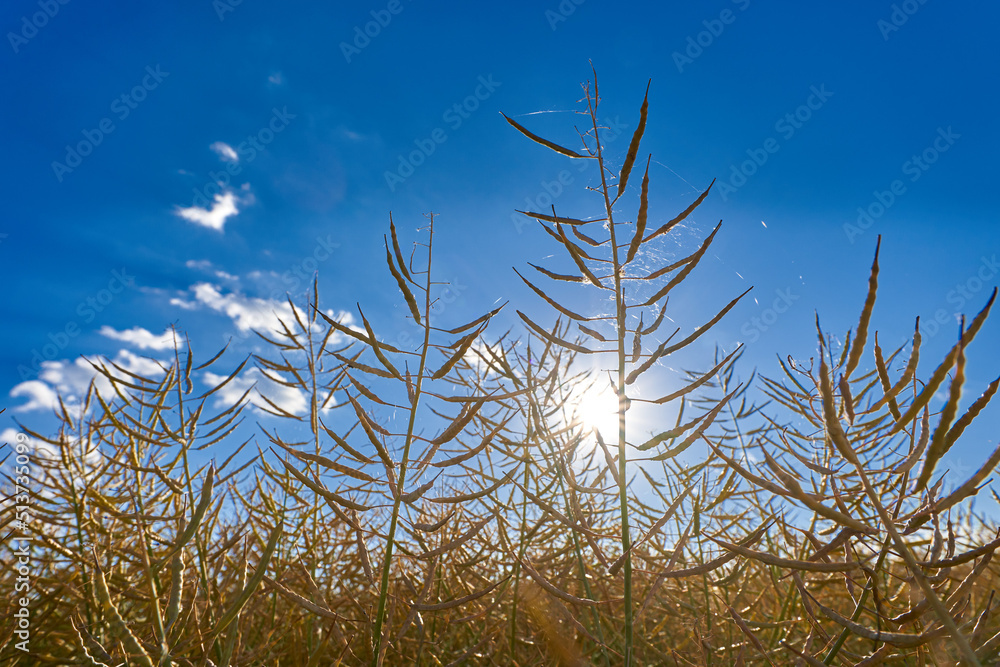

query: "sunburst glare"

left=572, top=380, right=621, bottom=448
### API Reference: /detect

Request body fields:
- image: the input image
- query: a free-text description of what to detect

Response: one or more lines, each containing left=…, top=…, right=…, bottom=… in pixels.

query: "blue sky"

left=2, top=0, right=998, bottom=484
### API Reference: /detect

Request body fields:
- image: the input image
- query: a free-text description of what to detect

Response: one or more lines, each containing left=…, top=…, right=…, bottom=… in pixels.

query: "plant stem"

left=585, top=74, right=633, bottom=665
left=371, top=217, right=435, bottom=665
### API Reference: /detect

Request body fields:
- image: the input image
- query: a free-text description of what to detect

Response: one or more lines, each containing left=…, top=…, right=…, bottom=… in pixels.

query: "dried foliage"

left=2, top=73, right=1000, bottom=667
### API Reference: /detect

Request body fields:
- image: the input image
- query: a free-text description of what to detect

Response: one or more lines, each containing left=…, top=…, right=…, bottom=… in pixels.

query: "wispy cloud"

left=175, top=191, right=240, bottom=231
left=99, top=325, right=178, bottom=351
left=210, top=141, right=239, bottom=163
left=340, top=127, right=364, bottom=141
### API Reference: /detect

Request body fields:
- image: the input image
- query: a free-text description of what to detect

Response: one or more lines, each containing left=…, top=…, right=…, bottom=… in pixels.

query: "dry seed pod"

left=501, top=112, right=586, bottom=158
left=918, top=334, right=967, bottom=490
left=385, top=237, right=421, bottom=324
left=643, top=179, right=715, bottom=243
left=209, top=521, right=283, bottom=639
left=165, top=551, right=185, bottom=630
left=71, top=616, right=114, bottom=667
left=843, top=236, right=880, bottom=381
left=91, top=551, right=155, bottom=667
left=616, top=80, right=650, bottom=200
left=156, top=464, right=215, bottom=571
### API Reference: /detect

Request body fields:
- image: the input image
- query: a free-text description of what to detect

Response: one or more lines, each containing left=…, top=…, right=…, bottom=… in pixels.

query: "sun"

left=573, top=383, right=622, bottom=446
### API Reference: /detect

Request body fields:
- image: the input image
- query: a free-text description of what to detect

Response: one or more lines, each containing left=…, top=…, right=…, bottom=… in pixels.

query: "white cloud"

left=99, top=326, right=178, bottom=351
left=167, top=282, right=359, bottom=363
left=169, top=297, right=200, bottom=310
left=175, top=191, right=240, bottom=232
left=9, top=350, right=168, bottom=413
left=210, top=141, right=239, bottom=163
left=178, top=282, right=355, bottom=336
left=188, top=283, right=296, bottom=333
left=203, top=367, right=308, bottom=416
left=10, top=380, right=60, bottom=413
left=268, top=72, right=284, bottom=85
left=0, top=428, right=57, bottom=460
left=186, top=259, right=213, bottom=271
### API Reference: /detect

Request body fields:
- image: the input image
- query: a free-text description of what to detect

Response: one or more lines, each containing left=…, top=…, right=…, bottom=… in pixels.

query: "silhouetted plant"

left=710, top=239, right=1000, bottom=664
left=502, top=67, right=750, bottom=664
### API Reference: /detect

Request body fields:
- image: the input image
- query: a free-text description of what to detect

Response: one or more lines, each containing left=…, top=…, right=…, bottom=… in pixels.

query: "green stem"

left=371, top=217, right=435, bottom=665
left=586, top=76, right=633, bottom=666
